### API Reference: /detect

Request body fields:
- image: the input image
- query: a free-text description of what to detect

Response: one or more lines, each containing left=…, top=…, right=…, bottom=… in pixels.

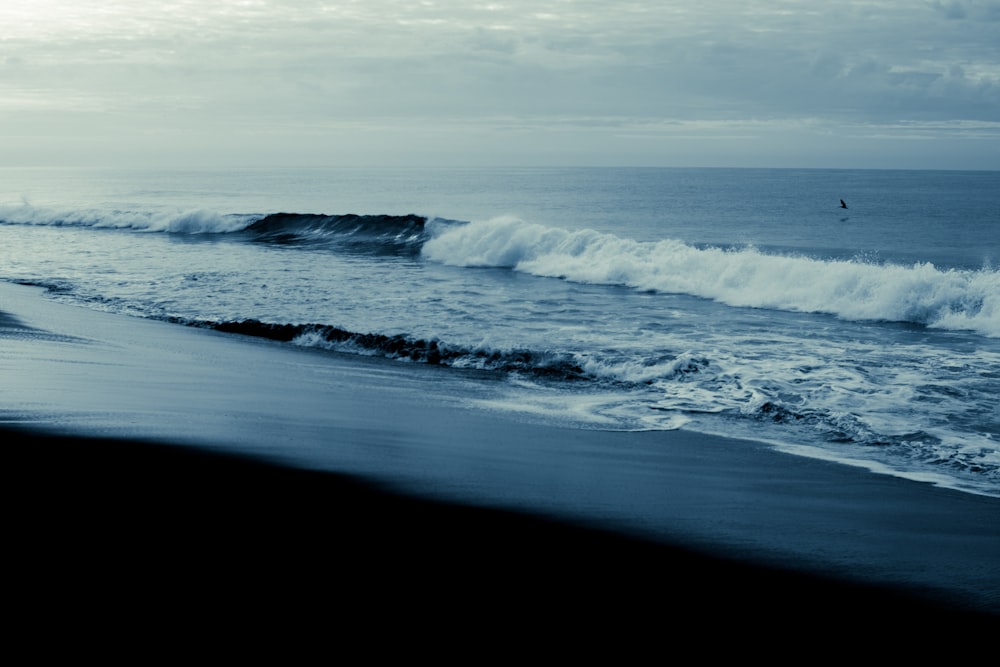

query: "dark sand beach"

left=2, top=281, right=998, bottom=646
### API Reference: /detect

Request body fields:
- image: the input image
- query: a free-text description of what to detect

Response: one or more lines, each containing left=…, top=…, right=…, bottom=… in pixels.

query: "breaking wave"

left=191, top=318, right=590, bottom=380
left=422, top=216, right=1000, bottom=337
left=0, top=204, right=257, bottom=233
left=0, top=205, right=455, bottom=255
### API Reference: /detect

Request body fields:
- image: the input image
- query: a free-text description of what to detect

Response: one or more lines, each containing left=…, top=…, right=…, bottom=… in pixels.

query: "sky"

left=1, top=0, right=998, bottom=169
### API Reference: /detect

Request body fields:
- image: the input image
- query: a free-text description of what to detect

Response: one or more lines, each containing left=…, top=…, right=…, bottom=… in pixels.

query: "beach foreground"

left=2, top=281, right=998, bottom=641
left=7, top=427, right=997, bottom=647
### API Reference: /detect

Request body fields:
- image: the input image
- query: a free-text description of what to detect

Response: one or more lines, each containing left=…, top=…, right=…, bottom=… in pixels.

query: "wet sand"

left=2, top=281, right=998, bottom=644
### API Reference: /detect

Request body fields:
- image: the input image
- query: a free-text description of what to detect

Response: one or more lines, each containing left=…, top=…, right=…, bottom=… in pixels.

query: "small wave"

left=0, top=204, right=447, bottom=239
left=0, top=205, right=466, bottom=255
left=741, top=393, right=999, bottom=483
left=422, top=216, right=1000, bottom=337
left=200, top=318, right=728, bottom=389
left=13, top=278, right=76, bottom=294
left=194, top=318, right=589, bottom=380
left=0, top=204, right=256, bottom=233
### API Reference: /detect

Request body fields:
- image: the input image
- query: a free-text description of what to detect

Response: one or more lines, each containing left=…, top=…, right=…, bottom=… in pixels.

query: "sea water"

left=1, top=166, right=998, bottom=497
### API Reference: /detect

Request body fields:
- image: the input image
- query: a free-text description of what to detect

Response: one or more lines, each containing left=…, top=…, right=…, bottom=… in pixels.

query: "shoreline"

left=2, top=280, right=999, bottom=626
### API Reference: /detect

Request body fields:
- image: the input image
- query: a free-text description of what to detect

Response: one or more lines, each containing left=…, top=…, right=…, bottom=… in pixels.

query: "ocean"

left=2, top=166, right=998, bottom=498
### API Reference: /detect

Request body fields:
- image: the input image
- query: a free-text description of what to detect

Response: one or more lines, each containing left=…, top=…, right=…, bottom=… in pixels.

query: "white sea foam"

left=423, top=216, right=1000, bottom=337
left=0, top=204, right=256, bottom=234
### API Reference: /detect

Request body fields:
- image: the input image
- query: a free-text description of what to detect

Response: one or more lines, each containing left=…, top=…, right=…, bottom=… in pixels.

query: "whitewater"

left=422, top=215, right=999, bottom=337
left=1, top=166, right=998, bottom=497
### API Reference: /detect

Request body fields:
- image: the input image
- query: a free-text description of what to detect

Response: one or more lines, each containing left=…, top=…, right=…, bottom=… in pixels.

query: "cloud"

left=931, top=1, right=1000, bottom=20
left=0, top=1, right=997, bottom=168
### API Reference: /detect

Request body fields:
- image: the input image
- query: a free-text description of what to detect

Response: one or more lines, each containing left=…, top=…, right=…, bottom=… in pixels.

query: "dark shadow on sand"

left=4, top=425, right=995, bottom=641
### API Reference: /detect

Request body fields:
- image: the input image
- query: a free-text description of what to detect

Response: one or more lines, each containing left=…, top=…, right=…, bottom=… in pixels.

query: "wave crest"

left=199, top=318, right=589, bottom=380
left=0, top=204, right=255, bottom=233
left=422, top=216, right=1000, bottom=337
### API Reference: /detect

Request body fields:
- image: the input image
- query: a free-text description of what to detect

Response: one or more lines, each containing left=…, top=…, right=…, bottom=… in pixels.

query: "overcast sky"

left=1, top=1, right=998, bottom=169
